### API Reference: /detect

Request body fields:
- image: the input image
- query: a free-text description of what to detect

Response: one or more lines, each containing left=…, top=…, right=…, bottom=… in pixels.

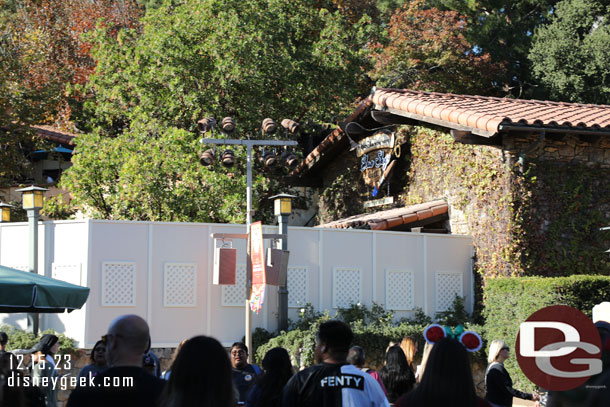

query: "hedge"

left=255, top=300, right=487, bottom=371
left=483, top=275, right=610, bottom=392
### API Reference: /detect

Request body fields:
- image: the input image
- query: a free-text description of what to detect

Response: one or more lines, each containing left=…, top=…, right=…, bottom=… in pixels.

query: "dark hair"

left=231, top=341, right=248, bottom=355
left=254, top=348, right=293, bottom=407
left=318, top=320, right=353, bottom=355
left=378, top=345, right=415, bottom=403
left=89, top=340, right=105, bottom=363
left=395, top=338, right=478, bottom=407
left=347, top=346, right=366, bottom=367
left=0, top=332, right=7, bottom=346
left=32, top=334, right=58, bottom=355
left=160, top=336, right=235, bottom=407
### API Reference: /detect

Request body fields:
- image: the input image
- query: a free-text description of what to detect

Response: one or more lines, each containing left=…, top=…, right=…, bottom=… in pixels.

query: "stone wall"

left=315, top=125, right=610, bottom=278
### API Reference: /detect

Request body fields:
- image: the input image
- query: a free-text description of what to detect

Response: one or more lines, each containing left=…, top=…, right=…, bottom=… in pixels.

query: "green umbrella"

left=0, top=265, right=89, bottom=313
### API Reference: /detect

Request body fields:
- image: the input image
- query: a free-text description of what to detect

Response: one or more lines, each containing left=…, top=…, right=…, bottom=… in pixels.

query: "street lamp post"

left=200, top=134, right=297, bottom=362
left=15, top=185, right=48, bottom=335
left=270, top=193, right=295, bottom=332
left=0, top=202, right=13, bottom=223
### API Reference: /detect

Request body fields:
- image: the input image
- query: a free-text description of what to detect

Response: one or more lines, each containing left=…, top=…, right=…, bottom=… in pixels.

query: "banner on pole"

left=249, top=221, right=266, bottom=313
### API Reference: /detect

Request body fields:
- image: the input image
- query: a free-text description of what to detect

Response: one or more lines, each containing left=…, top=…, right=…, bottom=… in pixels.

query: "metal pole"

left=245, top=144, right=253, bottom=363
left=278, top=214, right=288, bottom=331
left=28, top=208, right=39, bottom=335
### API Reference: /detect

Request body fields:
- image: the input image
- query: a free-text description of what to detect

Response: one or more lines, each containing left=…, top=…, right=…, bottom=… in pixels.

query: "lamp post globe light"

left=15, top=185, right=48, bottom=335
left=0, top=202, right=13, bottom=223
left=269, top=193, right=295, bottom=331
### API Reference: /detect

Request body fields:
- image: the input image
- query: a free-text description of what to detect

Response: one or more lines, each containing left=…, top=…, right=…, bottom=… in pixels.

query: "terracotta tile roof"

left=32, top=125, right=76, bottom=146
left=316, top=199, right=448, bottom=231
left=373, top=88, right=610, bottom=136
left=291, top=96, right=373, bottom=176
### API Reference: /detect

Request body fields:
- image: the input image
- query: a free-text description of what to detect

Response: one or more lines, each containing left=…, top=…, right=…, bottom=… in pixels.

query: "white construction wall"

left=0, top=220, right=473, bottom=348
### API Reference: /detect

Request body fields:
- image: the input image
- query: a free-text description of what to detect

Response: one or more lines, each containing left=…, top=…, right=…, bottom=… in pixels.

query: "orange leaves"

left=369, top=0, right=504, bottom=95
left=9, top=0, right=143, bottom=128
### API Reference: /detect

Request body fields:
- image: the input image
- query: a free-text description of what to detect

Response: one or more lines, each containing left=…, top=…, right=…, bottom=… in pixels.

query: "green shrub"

left=0, top=325, right=76, bottom=353
left=256, top=301, right=486, bottom=370
left=483, top=275, right=610, bottom=392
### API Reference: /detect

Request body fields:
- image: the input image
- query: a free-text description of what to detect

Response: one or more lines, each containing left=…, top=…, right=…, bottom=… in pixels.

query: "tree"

left=7, top=0, right=143, bottom=129
left=58, top=0, right=373, bottom=222
left=529, top=0, right=610, bottom=104
left=369, top=0, right=504, bottom=95
left=430, top=0, right=558, bottom=98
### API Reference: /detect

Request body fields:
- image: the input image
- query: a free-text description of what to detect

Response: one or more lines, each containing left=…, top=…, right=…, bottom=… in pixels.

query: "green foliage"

left=288, top=303, right=325, bottom=331
left=1, top=325, right=76, bottom=353
left=483, top=275, right=610, bottom=392
left=42, top=194, right=77, bottom=220
left=83, top=0, right=373, bottom=133
left=435, top=296, right=472, bottom=326
left=59, top=124, right=278, bottom=222
left=530, top=0, right=610, bottom=104
left=317, top=161, right=367, bottom=224
left=62, top=0, right=374, bottom=222
left=513, top=160, right=610, bottom=276
left=256, top=300, right=485, bottom=370
left=337, top=302, right=394, bottom=327
left=430, top=0, right=558, bottom=98
left=404, top=126, right=517, bottom=277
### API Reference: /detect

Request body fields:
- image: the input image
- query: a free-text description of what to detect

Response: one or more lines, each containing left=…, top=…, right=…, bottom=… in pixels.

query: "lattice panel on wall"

left=385, top=269, right=415, bottom=310
left=164, top=263, right=197, bottom=307
left=221, top=264, right=246, bottom=306
left=288, top=267, right=308, bottom=308
left=435, top=272, right=463, bottom=312
left=52, top=263, right=82, bottom=286
left=332, top=267, right=361, bottom=308
left=102, top=262, right=136, bottom=307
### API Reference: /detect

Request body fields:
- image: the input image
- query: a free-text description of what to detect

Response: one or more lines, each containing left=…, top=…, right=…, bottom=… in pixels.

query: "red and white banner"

left=249, top=221, right=266, bottom=313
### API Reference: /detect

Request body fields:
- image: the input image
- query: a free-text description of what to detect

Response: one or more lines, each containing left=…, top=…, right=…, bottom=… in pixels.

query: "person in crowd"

left=31, top=334, right=60, bottom=407
left=246, top=347, right=293, bottom=407
left=231, top=341, right=261, bottom=403
left=415, top=342, right=433, bottom=383
left=485, top=340, right=538, bottom=407
left=0, top=332, right=7, bottom=354
left=67, top=314, right=165, bottom=407
left=281, top=320, right=389, bottom=407
left=159, top=335, right=234, bottom=407
left=161, top=339, right=186, bottom=380
left=399, top=337, right=418, bottom=376
left=395, top=338, right=487, bottom=407
left=77, top=340, right=106, bottom=383
left=0, top=351, right=45, bottom=407
left=347, top=345, right=387, bottom=396
left=378, top=345, right=415, bottom=403
left=142, top=336, right=161, bottom=378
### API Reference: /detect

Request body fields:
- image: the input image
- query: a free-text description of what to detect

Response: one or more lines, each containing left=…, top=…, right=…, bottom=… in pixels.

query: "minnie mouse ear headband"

left=423, top=324, right=483, bottom=352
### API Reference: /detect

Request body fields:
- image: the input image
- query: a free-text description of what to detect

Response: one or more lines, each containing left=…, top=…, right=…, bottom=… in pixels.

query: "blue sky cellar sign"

left=356, top=131, right=397, bottom=200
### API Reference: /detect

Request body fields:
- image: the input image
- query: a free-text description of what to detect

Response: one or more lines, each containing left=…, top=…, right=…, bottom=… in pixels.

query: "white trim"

left=101, top=261, right=136, bottom=307
left=147, top=225, right=153, bottom=321
left=423, top=235, right=428, bottom=315
left=318, top=230, right=324, bottom=310
left=372, top=232, right=377, bottom=303
left=206, top=225, right=212, bottom=335
left=384, top=269, right=415, bottom=311
left=163, top=262, right=197, bottom=307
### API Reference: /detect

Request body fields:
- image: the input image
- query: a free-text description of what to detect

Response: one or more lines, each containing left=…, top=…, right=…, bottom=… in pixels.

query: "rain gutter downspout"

left=517, top=131, right=545, bottom=174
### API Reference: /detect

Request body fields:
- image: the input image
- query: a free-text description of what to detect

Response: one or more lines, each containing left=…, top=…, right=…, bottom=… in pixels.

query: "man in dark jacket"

left=67, top=315, right=165, bottom=407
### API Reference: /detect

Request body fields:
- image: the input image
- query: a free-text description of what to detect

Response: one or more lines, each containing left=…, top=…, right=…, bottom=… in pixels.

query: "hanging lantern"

left=281, top=119, right=299, bottom=134
left=261, top=149, right=277, bottom=167
left=282, top=150, right=298, bottom=169
left=221, top=117, right=236, bottom=134
left=262, top=118, right=277, bottom=134
left=221, top=149, right=235, bottom=167
left=197, top=117, right=217, bottom=132
left=199, top=148, right=215, bottom=166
